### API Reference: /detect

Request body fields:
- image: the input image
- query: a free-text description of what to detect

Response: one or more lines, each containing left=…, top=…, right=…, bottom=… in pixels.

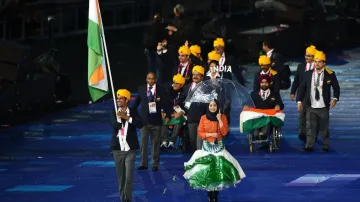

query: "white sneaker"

left=160, top=142, right=168, bottom=148
left=168, top=142, right=175, bottom=148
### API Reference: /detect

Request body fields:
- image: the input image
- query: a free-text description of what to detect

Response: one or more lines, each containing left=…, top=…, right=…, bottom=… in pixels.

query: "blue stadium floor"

left=1, top=47, right=360, bottom=202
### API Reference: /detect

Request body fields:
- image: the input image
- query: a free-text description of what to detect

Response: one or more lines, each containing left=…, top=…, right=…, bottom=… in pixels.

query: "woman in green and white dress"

left=184, top=100, right=246, bottom=202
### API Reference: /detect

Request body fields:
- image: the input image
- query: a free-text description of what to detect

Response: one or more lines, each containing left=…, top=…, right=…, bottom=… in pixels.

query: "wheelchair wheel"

left=272, top=127, right=281, bottom=150
left=276, top=128, right=281, bottom=148
left=270, top=130, right=276, bottom=151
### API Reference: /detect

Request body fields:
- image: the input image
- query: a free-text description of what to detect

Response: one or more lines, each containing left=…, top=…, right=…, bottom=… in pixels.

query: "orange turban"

left=208, top=51, right=221, bottom=61
left=213, top=38, right=225, bottom=47
left=178, top=45, right=191, bottom=55
left=116, top=89, right=131, bottom=99
left=258, top=55, right=271, bottom=65
left=173, top=74, right=185, bottom=85
left=306, top=45, right=317, bottom=55
left=190, top=45, right=201, bottom=56
left=192, top=65, right=205, bottom=75
left=315, top=51, right=326, bottom=61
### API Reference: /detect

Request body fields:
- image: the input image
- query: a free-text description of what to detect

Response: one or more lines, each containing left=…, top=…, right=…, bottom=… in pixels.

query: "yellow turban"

left=306, top=45, right=317, bottom=55
left=117, top=89, right=131, bottom=100
left=213, top=38, right=225, bottom=47
left=173, top=74, right=185, bottom=85
left=258, top=55, right=271, bottom=65
left=190, top=45, right=201, bottom=56
left=178, top=45, right=191, bottom=55
left=192, top=65, right=205, bottom=75
left=208, top=51, right=221, bottom=61
left=315, top=51, right=326, bottom=61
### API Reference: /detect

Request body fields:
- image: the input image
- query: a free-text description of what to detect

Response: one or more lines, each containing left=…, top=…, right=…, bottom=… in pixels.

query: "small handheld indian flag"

left=87, top=0, right=109, bottom=102
left=240, top=108, right=285, bottom=133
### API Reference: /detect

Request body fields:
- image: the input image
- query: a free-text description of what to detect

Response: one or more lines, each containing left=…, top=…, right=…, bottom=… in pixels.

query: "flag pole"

left=98, top=4, right=117, bottom=113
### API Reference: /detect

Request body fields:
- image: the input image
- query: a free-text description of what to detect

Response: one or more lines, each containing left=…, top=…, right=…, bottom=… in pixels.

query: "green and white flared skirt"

left=183, top=140, right=246, bottom=191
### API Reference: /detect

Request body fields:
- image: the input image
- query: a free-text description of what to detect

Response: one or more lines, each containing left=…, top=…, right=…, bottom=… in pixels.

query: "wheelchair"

left=247, top=125, right=282, bottom=153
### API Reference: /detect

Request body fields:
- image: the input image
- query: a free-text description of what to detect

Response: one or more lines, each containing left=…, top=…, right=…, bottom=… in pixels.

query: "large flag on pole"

left=87, top=0, right=108, bottom=102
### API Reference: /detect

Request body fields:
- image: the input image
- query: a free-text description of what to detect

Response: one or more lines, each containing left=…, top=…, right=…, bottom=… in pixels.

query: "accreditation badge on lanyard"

left=120, top=128, right=125, bottom=136
left=173, top=93, right=182, bottom=112
left=259, top=90, right=270, bottom=100
left=178, top=63, right=190, bottom=78
left=147, top=86, right=157, bottom=114
left=185, top=83, right=194, bottom=109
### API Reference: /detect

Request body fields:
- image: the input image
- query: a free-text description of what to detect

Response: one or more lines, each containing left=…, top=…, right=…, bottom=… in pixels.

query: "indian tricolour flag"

left=87, top=0, right=109, bottom=102
left=240, top=108, right=285, bottom=133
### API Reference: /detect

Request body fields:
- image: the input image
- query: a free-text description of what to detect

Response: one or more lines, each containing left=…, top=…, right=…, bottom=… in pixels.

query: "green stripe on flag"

left=88, top=85, right=107, bottom=103
left=242, top=116, right=284, bottom=133
left=87, top=19, right=103, bottom=56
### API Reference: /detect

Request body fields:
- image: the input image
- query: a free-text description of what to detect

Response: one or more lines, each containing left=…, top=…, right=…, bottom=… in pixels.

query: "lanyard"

left=313, top=70, right=324, bottom=88
left=117, top=107, right=129, bottom=136
left=178, top=62, right=190, bottom=77
left=174, top=92, right=180, bottom=105
left=220, top=55, right=225, bottom=67
left=147, top=85, right=156, bottom=101
left=259, top=89, right=270, bottom=99
left=188, top=82, right=194, bottom=95
left=306, top=63, right=314, bottom=71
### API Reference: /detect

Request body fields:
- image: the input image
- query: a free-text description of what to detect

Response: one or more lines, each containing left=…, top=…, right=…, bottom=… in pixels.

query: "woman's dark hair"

left=208, top=60, right=219, bottom=66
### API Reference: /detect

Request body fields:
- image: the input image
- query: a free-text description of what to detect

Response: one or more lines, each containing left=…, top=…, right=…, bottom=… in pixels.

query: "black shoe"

left=213, top=191, right=219, bottom=202
left=301, top=147, right=313, bottom=152
left=137, top=166, right=148, bottom=170
left=322, top=148, right=329, bottom=153
left=207, top=192, right=213, bottom=202
left=298, top=133, right=306, bottom=143
left=152, top=166, right=159, bottom=171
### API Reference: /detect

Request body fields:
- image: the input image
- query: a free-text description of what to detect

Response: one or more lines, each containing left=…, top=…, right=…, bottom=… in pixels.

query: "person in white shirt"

left=253, top=55, right=281, bottom=93
left=109, top=89, right=144, bottom=202
left=160, top=74, right=187, bottom=149
left=184, top=65, right=208, bottom=151
left=245, top=75, right=284, bottom=140
left=213, top=38, right=234, bottom=81
left=132, top=72, right=171, bottom=171
left=291, top=45, right=318, bottom=142
left=296, top=51, right=340, bottom=153
left=174, top=45, right=193, bottom=84
left=205, top=60, right=221, bottom=80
